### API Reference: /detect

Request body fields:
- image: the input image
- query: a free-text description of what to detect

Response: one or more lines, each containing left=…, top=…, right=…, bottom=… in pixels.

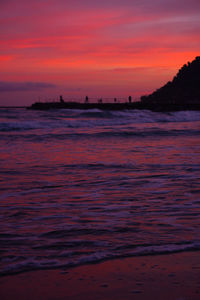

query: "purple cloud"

left=0, top=81, right=56, bottom=92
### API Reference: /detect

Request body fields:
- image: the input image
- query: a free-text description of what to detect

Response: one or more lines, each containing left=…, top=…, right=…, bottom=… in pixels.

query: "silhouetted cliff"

left=141, top=56, right=200, bottom=106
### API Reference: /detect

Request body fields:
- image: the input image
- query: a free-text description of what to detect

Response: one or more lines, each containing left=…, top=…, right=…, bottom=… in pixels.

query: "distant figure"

left=60, top=95, right=64, bottom=103
left=85, top=96, right=89, bottom=103
left=114, top=98, right=117, bottom=103
left=98, top=98, right=103, bottom=103
left=128, top=96, right=132, bottom=103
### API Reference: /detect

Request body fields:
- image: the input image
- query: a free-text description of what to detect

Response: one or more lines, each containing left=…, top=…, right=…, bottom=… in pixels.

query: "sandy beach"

left=0, top=251, right=199, bottom=300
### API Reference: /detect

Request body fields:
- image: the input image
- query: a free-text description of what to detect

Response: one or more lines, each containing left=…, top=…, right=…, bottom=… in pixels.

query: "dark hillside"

left=141, top=56, right=200, bottom=105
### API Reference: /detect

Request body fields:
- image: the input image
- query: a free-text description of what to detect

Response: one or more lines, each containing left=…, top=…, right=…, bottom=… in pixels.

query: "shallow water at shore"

left=1, top=252, right=200, bottom=300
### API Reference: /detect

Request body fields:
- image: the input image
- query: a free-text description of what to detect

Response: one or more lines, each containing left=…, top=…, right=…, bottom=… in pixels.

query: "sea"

left=0, top=107, right=200, bottom=276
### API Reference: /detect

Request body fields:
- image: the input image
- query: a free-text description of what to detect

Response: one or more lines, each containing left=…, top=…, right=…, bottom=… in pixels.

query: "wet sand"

left=0, top=251, right=200, bottom=300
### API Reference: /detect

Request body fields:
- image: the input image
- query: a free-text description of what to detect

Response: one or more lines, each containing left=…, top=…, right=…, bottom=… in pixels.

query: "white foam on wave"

left=1, top=241, right=200, bottom=276
left=1, top=110, right=200, bottom=132
left=111, top=110, right=200, bottom=123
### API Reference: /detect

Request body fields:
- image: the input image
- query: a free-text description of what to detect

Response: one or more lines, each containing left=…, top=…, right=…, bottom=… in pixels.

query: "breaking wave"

left=0, top=109, right=200, bottom=132
left=1, top=238, right=200, bottom=276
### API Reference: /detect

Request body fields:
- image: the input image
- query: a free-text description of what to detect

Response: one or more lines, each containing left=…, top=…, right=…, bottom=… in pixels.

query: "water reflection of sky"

left=0, top=109, right=200, bottom=275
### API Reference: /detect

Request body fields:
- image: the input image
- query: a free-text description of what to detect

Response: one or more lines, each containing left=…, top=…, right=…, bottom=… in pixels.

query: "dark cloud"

left=0, top=81, right=56, bottom=92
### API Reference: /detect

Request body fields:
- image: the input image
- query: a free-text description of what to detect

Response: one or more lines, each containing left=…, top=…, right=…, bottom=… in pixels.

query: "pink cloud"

left=0, top=0, right=199, bottom=105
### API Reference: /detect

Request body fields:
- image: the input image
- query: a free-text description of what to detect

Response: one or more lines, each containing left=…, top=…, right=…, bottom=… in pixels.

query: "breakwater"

left=27, top=99, right=200, bottom=112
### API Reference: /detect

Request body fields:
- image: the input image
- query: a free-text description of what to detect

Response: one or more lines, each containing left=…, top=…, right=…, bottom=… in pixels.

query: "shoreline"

left=0, top=251, right=200, bottom=300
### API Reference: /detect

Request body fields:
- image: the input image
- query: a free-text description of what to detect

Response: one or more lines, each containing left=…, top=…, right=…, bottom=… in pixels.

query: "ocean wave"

left=52, top=109, right=200, bottom=122
left=1, top=241, right=200, bottom=276
left=1, top=110, right=200, bottom=132
left=60, top=109, right=200, bottom=122
left=1, top=129, right=199, bottom=142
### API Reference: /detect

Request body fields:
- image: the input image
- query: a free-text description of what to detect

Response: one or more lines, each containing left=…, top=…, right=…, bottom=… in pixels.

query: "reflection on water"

left=0, top=108, right=200, bottom=275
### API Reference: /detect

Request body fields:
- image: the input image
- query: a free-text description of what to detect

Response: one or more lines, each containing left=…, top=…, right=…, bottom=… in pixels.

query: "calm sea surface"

left=0, top=107, right=200, bottom=275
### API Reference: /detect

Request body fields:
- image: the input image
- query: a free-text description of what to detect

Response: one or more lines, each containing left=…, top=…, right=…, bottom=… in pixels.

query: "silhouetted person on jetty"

left=98, top=98, right=103, bottom=103
left=85, top=96, right=89, bottom=103
left=114, top=98, right=117, bottom=103
left=60, top=95, right=64, bottom=103
left=128, top=96, right=132, bottom=103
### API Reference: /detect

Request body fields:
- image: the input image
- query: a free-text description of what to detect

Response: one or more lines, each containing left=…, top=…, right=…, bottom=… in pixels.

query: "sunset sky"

left=0, top=0, right=200, bottom=106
